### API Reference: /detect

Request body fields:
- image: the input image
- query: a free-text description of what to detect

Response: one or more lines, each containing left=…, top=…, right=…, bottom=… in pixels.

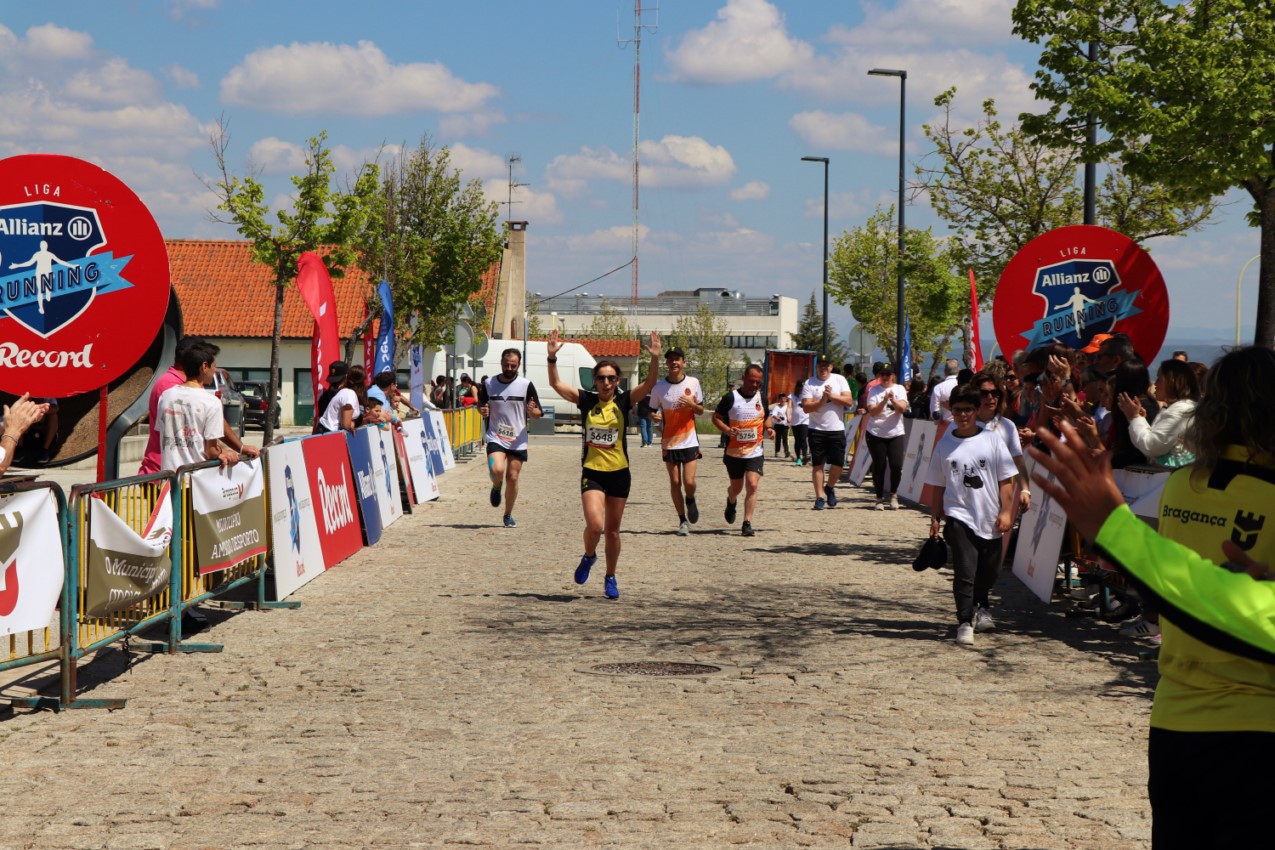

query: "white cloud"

left=18, top=23, right=94, bottom=63
left=165, top=64, right=200, bottom=89
left=665, top=0, right=813, bottom=84
left=449, top=143, right=507, bottom=180
left=546, top=136, right=735, bottom=195
left=64, top=57, right=161, bottom=106
left=481, top=179, right=562, bottom=225
left=789, top=111, right=899, bottom=156
left=729, top=181, right=770, bottom=201
left=248, top=137, right=306, bottom=174
left=827, top=0, right=1016, bottom=49
left=557, top=225, right=649, bottom=254
left=220, top=40, right=499, bottom=116
left=439, top=110, right=506, bottom=138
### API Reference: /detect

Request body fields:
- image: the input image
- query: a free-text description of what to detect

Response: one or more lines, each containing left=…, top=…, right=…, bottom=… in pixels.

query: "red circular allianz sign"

left=992, top=225, right=1169, bottom=363
left=0, top=154, right=170, bottom=396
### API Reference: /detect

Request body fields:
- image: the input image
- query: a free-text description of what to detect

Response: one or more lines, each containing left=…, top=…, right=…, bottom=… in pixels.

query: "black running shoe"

left=725, top=500, right=737, bottom=524
left=686, top=497, right=699, bottom=524
left=741, top=521, right=755, bottom=537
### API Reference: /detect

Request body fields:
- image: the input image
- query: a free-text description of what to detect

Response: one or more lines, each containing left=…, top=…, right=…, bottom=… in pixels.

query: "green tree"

left=354, top=136, right=504, bottom=355
left=525, top=295, right=545, bottom=339
left=827, top=205, right=966, bottom=377
left=664, top=304, right=731, bottom=399
left=1011, top=0, right=1275, bottom=347
left=789, top=292, right=849, bottom=365
left=579, top=299, right=636, bottom=340
left=209, top=123, right=378, bottom=442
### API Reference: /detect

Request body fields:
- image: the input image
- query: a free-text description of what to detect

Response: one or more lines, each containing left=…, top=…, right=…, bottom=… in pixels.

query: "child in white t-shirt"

left=924, top=385, right=1017, bottom=646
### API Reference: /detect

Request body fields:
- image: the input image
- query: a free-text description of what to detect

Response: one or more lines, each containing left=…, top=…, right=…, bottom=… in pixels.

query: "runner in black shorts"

left=713, top=364, right=773, bottom=537
left=581, top=467, right=632, bottom=499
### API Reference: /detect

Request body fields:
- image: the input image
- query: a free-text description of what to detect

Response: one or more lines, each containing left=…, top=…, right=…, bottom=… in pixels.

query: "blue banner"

left=900, top=316, right=914, bottom=383
left=344, top=429, right=383, bottom=546
left=374, top=279, right=394, bottom=376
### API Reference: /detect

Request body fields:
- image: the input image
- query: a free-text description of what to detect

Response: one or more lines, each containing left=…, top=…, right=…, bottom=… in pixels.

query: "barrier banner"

left=848, top=420, right=870, bottom=486
left=898, top=419, right=938, bottom=504
left=85, top=483, right=173, bottom=618
left=916, top=421, right=950, bottom=510
left=1114, top=466, right=1170, bottom=528
left=1011, top=461, right=1070, bottom=603
left=367, top=426, right=402, bottom=530
left=414, top=415, right=444, bottom=477
left=300, top=433, right=362, bottom=569
left=190, top=460, right=268, bottom=576
left=392, top=427, right=416, bottom=506
left=427, top=410, right=456, bottom=470
left=267, top=441, right=327, bottom=599
left=400, top=418, right=440, bottom=502
left=0, top=489, right=64, bottom=635
left=345, top=429, right=384, bottom=546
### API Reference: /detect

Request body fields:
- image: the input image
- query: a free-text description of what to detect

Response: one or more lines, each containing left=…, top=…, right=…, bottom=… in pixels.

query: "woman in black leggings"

left=789, top=379, right=810, bottom=465
left=863, top=365, right=909, bottom=509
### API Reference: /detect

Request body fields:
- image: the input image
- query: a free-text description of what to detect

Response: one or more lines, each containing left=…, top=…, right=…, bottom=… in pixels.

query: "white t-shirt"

left=157, top=384, right=223, bottom=472
left=930, top=375, right=958, bottom=422
left=788, top=392, right=809, bottom=427
left=865, top=383, right=909, bottom=438
left=980, top=415, right=1023, bottom=458
left=318, top=388, right=361, bottom=433
left=925, top=428, right=1018, bottom=540
left=800, top=373, right=852, bottom=432
left=768, top=402, right=788, bottom=426
left=650, top=376, right=703, bottom=450
left=482, top=375, right=539, bottom=452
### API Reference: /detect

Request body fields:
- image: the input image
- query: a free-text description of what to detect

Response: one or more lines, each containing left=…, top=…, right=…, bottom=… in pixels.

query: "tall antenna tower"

left=619, top=1, right=658, bottom=304
left=503, top=154, right=528, bottom=225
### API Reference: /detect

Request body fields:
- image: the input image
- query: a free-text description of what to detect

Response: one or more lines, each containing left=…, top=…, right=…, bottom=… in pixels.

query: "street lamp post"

left=1238, top=254, right=1259, bottom=346
left=801, top=156, right=830, bottom=357
left=868, top=67, right=907, bottom=375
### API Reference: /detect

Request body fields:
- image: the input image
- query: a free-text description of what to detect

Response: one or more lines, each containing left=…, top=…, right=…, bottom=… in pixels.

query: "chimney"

left=493, top=221, right=528, bottom=339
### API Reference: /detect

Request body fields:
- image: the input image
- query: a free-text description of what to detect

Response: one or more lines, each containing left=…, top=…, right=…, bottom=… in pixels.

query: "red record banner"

left=0, top=154, right=170, bottom=396
left=992, top=225, right=1169, bottom=363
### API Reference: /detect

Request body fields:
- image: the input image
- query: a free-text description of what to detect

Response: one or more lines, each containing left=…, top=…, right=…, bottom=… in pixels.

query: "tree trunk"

left=264, top=277, right=285, bottom=444
left=1257, top=185, right=1275, bottom=349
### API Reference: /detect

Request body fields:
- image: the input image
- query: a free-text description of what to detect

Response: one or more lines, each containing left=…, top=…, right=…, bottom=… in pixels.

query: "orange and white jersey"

left=716, top=389, right=767, bottom=459
left=651, top=376, right=703, bottom=450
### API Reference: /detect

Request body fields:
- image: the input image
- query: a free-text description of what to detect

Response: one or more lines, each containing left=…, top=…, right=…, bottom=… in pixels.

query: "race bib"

left=586, top=426, right=618, bottom=448
left=497, top=423, right=517, bottom=441
left=735, top=427, right=758, bottom=443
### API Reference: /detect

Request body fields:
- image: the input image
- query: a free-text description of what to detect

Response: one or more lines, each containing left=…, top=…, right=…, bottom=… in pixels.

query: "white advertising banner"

left=847, top=421, right=871, bottom=486
left=1011, top=461, right=1070, bottom=603
left=897, top=420, right=938, bottom=505
left=267, top=441, right=327, bottom=600
left=85, top=483, right=173, bottom=618
left=190, top=460, right=268, bottom=575
left=0, top=489, right=64, bottom=636
left=1114, top=466, right=1170, bottom=528
left=367, top=426, right=403, bottom=529
left=428, top=410, right=456, bottom=470
left=409, top=344, right=425, bottom=412
left=400, top=418, right=440, bottom=502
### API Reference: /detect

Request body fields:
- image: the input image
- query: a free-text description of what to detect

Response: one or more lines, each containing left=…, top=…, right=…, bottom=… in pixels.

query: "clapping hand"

left=1116, top=391, right=1144, bottom=420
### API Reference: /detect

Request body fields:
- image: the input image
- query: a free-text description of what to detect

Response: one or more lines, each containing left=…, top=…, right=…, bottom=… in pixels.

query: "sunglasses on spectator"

left=951, top=406, right=977, bottom=416
left=979, top=389, right=1002, bottom=397
left=596, top=375, right=619, bottom=383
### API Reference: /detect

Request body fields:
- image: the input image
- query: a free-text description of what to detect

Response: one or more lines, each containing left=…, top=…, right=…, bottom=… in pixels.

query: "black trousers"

left=865, top=431, right=904, bottom=498
left=791, top=424, right=809, bottom=460
left=1148, top=727, right=1275, bottom=849
left=772, top=424, right=789, bottom=455
left=944, top=518, right=1002, bottom=624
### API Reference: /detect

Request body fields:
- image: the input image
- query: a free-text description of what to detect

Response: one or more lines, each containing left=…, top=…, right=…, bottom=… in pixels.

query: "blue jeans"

left=638, top=417, right=653, bottom=446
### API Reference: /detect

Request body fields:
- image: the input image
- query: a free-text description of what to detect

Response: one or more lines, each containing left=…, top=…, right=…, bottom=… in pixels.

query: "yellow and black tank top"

left=578, top=390, right=631, bottom=472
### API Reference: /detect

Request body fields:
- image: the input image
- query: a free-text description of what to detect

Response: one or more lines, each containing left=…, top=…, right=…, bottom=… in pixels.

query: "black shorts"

left=723, top=454, right=764, bottom=480
left=581, top=467, right=632, bottom=499
left=487, top=442, right=528, bottom=463
left=662, top=446, right=702, bottom=465
left=807, top=429, right=847, bottom=467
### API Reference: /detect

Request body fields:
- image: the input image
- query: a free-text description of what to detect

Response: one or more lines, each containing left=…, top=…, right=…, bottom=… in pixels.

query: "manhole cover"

left=589, top=661, right=722, bottom=677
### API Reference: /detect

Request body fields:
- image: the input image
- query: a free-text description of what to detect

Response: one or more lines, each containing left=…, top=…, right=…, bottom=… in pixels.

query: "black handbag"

left=912, top=535, right=948, bottom=572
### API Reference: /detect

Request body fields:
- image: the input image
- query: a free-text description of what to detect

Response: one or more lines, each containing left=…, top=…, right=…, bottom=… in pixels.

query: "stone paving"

left=0, top=434, right=1157, bottom=849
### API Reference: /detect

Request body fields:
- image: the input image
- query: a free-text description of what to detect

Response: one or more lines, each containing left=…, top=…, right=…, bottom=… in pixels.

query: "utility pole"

left=619, top=1, right=658, bottom=304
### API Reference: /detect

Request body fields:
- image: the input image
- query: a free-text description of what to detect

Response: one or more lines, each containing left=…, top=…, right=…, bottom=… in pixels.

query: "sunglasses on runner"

left=596, top=375, right=619, bottom=383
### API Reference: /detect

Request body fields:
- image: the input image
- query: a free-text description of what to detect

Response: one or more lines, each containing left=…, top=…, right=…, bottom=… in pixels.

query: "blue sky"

left=0, top=0, right=1257, bottom=345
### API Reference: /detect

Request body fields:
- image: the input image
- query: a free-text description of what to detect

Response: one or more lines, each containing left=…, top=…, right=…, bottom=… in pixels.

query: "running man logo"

left=0, top=511, right=24, bottom=616
left=0, top=202, right=134, bottom=338
left=1023, top=258, right=1140, bottom=350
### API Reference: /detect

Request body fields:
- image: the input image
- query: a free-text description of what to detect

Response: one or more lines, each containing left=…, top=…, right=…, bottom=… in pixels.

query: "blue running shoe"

left=824, top=486, right=838, bottom=508
left=574, top=554, right=597, bottom=585
left=489, top=486, right=502, bottom=508
left=813, top=497, right=826, bottom=511
left=503, top=515, right=516, bottom=528
left=604, top=575, right=619, bottom=599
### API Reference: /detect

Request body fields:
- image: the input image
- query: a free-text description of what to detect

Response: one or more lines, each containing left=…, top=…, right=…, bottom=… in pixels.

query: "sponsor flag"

left=969, top=269, right=984, bottom=370
left=189, top=461, right=269, bottom=575
left=409, top=344, right=425, bottom=411
left=85, top=482, right=173, bottom=618
left=0, top=490, right=64, bottom=635
left=900, top=316, right=914, bottom=384
left=296, top=253, right=341, bottom=418
left=374, top=280, right=395, bottom=377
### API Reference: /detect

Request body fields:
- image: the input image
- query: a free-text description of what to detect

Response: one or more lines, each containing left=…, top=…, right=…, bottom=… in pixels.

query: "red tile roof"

left=168, top=239, right=499, bottom=339
left=537, top=337, right=642, bottom=358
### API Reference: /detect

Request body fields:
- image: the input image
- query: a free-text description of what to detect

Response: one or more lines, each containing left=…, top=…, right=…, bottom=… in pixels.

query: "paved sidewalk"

left=0, top=435, right=1156, bottom=849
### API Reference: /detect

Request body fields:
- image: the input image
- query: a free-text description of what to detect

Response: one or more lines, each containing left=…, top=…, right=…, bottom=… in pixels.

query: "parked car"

left=236, top=381, right=281, bottom=430
left=204, top=367, right=245, bottom=438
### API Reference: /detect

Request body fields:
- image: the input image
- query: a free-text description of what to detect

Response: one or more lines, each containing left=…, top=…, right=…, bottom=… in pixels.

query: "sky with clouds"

left=0, top=0, right=1257, bottom=345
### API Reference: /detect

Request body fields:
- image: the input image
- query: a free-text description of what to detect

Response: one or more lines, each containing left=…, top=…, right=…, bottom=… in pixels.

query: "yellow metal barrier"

left=440, top=407, right=483, bottom=458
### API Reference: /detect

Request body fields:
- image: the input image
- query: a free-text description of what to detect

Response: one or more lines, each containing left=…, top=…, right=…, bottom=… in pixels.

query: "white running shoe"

left=955, top=622, right=974, bottom=646
left=974, top=607, right=995, bottom=632
left=1119, top=615, right=1160, bottom=638
left=889, top=494, right=900, bottom=510
left=677, top=520, right=691, bottom=537
left=874, top=498, right=887, bottom=511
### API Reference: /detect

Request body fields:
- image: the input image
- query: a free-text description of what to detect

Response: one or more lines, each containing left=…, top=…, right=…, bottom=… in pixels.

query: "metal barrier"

left=0, top=480, right=68, bottom=702
left=441, top=407, right=483, bottom=458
